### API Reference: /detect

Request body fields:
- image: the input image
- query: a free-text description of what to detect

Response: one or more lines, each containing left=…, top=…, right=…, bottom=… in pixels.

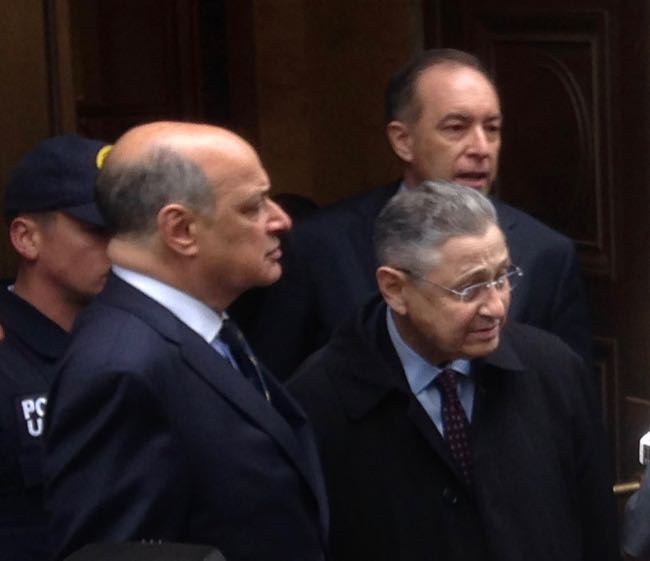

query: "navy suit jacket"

left=235, top=182, right=592, bottom=378
left=45, top=274, right=329, bottom=561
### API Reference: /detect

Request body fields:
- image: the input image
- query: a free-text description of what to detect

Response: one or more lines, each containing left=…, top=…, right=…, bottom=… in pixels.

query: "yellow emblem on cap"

left=96, top=145, right=113, bottom=169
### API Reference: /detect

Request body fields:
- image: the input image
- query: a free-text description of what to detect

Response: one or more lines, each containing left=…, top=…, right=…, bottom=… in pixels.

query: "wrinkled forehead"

left=414, top=63, right=501, bottom=113
left=199, top=144, right=268, bottom=193
left=429, top=224, right=509, bottom=274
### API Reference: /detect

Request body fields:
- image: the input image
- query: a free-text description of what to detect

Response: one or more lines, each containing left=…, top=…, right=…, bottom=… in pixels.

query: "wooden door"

left=66, top=0, right=204, bottom=141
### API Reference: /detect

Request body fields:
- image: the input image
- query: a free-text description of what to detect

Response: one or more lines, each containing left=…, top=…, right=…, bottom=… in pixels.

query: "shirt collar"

left=112, top=265, right=225, bottom=343
left=386, top=307, right=470, bottom=394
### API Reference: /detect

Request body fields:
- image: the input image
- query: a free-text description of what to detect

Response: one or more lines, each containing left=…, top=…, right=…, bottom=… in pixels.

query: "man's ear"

left=9, top=216, right=41, bottom=261
left=376, top=266, right=408, bottom=315
left=386, top=120, right=414, bottom=163
left=157, top=203, right=199, bottom=256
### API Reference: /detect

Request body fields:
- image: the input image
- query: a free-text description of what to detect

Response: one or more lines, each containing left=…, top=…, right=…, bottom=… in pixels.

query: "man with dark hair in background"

left=0, top=135, right=110, bottom=561
left=45, top=122, right=329, bottom=561
left=236, top=48, right=592, bottom=378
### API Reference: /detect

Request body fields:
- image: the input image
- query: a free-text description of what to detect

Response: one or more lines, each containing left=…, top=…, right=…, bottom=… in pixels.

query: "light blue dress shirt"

left=386, top=308, right=474, bottom=435
left=112, top=265, right=237, bottom=367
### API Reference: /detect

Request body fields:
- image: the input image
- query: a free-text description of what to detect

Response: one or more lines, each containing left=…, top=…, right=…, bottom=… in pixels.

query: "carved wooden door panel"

left=426, top=0, right=650, bottom=500
left=66, top=0, right=203, bottom=141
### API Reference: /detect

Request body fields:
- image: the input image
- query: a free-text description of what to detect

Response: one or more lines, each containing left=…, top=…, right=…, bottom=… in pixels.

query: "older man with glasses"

left=289, top=181, right=619, bottom=561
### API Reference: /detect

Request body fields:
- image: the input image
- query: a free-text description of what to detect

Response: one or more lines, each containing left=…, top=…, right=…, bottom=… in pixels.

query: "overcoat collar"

left=324, top=296, right=525, bottom=488
left=492, top=197, right=519, bottom=236
left=345, top=182, right=400, bottom=281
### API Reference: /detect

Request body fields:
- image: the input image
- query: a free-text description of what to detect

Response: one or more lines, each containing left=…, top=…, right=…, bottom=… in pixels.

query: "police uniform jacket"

left=0, top=287, right=67, bottom=561
left=289, top=296, right=619, bottom=561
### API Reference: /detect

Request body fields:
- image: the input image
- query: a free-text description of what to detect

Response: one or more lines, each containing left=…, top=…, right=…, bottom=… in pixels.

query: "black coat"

left=45, top=273, right=329, bottom=561
left=235, top=182, right=593, bottom=378
left=289, top=297, right=618, bottom=561
left=0, top=288, right=68, bottom=561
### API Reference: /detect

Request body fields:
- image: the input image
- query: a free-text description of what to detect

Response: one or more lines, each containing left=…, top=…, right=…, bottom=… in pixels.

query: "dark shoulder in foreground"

left=57, top=299, right=176, bottom=379
left=490, top=320, right=600, bottom=415
left=499, top=320, right=585, bottom=368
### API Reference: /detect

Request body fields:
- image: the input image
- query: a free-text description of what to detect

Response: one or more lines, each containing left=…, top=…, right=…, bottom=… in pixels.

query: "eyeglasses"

left=401, top=264, right=523, bottom=303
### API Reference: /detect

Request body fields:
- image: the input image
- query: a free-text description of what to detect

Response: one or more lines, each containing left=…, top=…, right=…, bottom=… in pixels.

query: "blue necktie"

left=219, top=319, right=271, bottom=402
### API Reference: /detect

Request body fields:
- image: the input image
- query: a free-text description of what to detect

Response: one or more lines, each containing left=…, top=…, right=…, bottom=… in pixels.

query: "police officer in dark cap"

left=0, top=135, right=111, bottom=561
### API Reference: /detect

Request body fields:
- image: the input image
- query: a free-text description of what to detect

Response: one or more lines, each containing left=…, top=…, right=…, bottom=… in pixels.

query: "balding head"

left=107, top=122, right=251, bottom=168
left=96, top=122, right=257, bottom=237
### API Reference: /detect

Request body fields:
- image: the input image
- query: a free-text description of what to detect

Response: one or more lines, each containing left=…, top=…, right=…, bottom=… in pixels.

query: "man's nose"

left=467, top=126, right=490, bottom=156
left=268, top=200, right=292, bottom=232
left=479, top=284, right=508, bottom=319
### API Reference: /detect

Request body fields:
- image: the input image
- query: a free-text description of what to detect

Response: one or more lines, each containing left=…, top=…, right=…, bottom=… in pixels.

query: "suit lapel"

left=406, top=392, right=469, bottom=485
left=264, top=373, right=330, bottom=538
left=492, top=198, right=526, bottom=269
left=336, top=355, right=472, bottom=489
left=373, top=300, right=471, bottom=486
left=492, top=197, right=518, bottom=234
left=491, top=198, right=532, bottom=323
left=469, top=327, right=525, bottom=500
left=180, top=334, right=329, bottom=534
left=346, top=182, right=399, bottom=284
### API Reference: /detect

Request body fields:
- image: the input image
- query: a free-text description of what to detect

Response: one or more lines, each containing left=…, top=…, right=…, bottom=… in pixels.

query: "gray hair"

left=95, top=147, right=215, bottom=236
left=374, top=181, right=498, bottom=277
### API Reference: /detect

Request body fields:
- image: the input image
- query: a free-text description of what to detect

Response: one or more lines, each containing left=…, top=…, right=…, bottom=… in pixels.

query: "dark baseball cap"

left=4, top=134, right=112, bottom=227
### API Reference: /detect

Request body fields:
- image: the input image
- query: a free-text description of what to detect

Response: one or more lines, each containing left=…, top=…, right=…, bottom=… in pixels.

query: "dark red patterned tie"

left=435, top=368, right=472, bottom=485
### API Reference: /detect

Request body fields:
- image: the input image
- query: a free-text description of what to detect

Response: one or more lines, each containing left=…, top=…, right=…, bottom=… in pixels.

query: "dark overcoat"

left=290, top=297, right=618, bottom=561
